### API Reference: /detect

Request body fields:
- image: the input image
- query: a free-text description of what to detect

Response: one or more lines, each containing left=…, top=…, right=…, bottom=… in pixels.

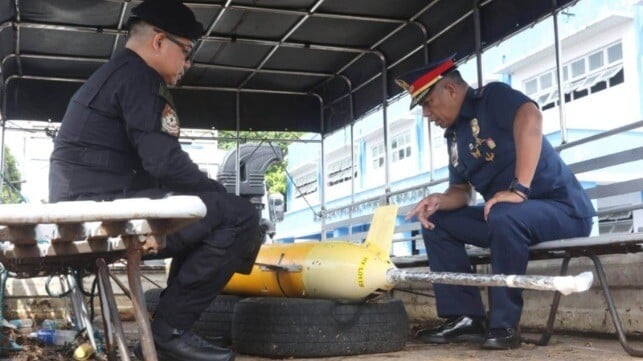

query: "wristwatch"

left=509, top=178, right=530, bottom=199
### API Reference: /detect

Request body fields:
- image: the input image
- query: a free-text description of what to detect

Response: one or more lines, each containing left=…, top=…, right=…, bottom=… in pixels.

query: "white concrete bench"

left=0, top=196, right=206, bottom=361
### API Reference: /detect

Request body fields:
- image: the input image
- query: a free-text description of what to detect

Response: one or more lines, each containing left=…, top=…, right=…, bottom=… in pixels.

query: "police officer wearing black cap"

left=48, top=0, right=262, bottom=360
left=397, top=56, right=595, bottom=350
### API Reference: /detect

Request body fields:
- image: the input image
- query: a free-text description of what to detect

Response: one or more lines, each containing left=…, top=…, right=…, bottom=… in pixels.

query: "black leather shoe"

left=133, top=332, right=234, bottom=361
left=481, top=327, right=522, bottom=350
left=180, top=330, right=228, bottom=349
left=416, top=315, right=486, bottom=344
left=134, top=317, right=235, bottom=361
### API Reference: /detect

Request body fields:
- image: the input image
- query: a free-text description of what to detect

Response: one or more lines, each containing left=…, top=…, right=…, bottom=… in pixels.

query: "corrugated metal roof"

left=1, top=0, right=577, bottom=134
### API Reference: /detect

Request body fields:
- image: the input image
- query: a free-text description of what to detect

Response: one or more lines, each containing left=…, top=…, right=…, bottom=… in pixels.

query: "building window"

left=609, top=68, right=624, bottom=87
left=588, top=51, right=604, bottom=71
left=524, top=71, right=553, bottom=97
left=607, top=43, right=622, bottom=63
left=539, top=72, right=553, bottom=90
left=293, top=172, right=317, bottom=198
left=327, top=157, right=356, bottom=186
left=525, top=78, right=538, bottom=95
left=371, top=143, right=385, bottom=169
left=526, top=41, right=624, bottom=110
left=571, top=58, right=585, bottom=79
left=391, top=131, right=412, bottom=163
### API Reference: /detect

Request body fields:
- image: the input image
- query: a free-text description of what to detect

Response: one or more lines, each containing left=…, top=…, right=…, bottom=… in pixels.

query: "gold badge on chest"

left=468, top=118, right=496, bottom=162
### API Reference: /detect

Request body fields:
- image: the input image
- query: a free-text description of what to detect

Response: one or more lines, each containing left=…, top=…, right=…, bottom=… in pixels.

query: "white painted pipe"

left=388, top=269, right=594, bottom=296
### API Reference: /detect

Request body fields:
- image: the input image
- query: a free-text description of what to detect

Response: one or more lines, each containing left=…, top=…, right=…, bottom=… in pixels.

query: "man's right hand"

left=405, top=193, right=441, bottom=230
left=404, top=184, right=471, bottom=230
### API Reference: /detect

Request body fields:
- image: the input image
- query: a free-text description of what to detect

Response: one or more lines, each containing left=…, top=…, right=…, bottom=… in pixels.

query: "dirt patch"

left=2, top=335, right=73, bottom=361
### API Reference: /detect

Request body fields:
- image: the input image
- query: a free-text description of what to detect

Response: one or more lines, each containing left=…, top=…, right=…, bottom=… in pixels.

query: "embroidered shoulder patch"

left=161, top=103, right=180, bottom=137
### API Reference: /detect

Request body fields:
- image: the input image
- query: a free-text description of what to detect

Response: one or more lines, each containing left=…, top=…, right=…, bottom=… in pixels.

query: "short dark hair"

left=444, top=70, right=467, bottom=86
left=126, top=18, right=148, bottom=38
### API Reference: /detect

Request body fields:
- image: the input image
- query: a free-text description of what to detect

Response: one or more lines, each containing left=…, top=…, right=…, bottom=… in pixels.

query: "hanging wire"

left=266, top=141, right=321, bottom=218
left=45, top=273, right=73, bottom=298
left=88, top=276, right=98, bottom=326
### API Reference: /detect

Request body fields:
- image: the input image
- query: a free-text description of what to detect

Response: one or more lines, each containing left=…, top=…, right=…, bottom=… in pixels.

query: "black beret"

left=130, top=0, right=204, bottom=40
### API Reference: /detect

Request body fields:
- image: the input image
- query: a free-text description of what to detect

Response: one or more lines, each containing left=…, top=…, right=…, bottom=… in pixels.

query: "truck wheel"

left=144, top=288, right=240, bottom=345
left=232, top=297, right=408, bottom=357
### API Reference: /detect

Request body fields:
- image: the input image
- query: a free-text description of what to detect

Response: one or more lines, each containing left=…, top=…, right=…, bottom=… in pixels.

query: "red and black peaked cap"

left=395, top=55, right=457, bottom=109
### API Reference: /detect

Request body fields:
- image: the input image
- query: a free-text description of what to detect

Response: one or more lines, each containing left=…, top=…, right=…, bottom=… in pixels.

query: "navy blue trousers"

left=422, top=200, right=592, bottom=328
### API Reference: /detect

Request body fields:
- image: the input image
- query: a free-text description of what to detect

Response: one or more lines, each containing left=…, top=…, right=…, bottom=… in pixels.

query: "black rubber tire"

left=191, top=294, right=241, bottom=345
left=144, top=288, right=163, bottom=315
left=232, top=297, right=408, bottom=357
left=144, top=288, right=240, bottom=345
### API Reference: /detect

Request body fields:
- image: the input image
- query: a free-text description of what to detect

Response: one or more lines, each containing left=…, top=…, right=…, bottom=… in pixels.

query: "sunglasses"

left=154, top=28, right=195, bottom=60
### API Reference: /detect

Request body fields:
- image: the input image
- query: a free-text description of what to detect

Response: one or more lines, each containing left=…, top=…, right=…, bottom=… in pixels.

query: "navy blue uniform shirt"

left=445, top=82, right=595, bottom=218
left=49, top=48, right=224, bottom=202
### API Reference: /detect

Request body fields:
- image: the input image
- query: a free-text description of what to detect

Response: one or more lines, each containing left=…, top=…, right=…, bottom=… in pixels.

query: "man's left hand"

left=484, top=190, right=526, bottom=221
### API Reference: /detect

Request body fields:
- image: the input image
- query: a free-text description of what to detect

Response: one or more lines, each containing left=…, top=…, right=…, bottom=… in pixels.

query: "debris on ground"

left=3, top=335, right=71, bottom=361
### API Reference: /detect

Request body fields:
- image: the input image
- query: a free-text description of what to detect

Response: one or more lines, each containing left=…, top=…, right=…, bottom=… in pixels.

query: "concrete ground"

left=1, top=331, right=639, bottom=360
left=119, top=323, right=640, bottom=361
left=234, top=334, right=640, bottom=361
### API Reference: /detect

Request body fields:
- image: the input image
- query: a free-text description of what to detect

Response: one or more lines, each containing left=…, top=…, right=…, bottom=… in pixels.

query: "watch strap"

left=509, top=178, right=530, bottom=198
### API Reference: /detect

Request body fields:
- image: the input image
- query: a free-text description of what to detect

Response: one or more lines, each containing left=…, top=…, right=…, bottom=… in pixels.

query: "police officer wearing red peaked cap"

left=49, top=1, right=262, bottom=360
left=397, top=56, right=595, bottom=350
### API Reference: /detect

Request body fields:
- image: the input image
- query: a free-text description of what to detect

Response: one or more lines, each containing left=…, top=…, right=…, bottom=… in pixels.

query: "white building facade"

left=278, top=9, right=643, bottom=244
